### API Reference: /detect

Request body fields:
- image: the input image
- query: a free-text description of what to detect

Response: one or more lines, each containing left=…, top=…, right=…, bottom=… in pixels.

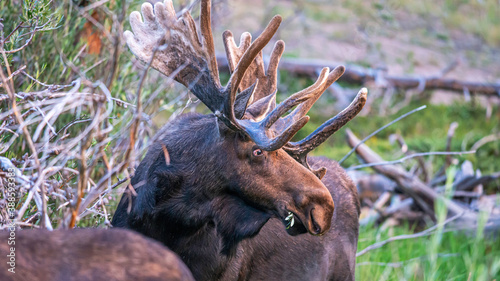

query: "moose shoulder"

left=112, top=0, right=366, bottom=280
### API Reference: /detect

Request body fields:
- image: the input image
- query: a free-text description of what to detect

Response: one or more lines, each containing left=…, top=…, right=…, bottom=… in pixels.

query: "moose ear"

left=234, top=82, right=257, bottom=119
left=244, top=90, right=276, bottom=121
left=212, top=195, right=271, bottom=256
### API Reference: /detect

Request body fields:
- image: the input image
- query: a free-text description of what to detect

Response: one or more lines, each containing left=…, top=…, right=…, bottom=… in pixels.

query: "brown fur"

left=0, top=228, right=194, bottom=281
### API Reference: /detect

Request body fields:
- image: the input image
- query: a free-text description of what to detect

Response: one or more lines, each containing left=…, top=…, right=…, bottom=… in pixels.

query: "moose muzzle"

left=287, top=186, right=335, bottom=236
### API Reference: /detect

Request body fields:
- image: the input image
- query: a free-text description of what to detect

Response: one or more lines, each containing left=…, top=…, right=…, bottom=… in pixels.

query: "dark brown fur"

left=0, top=228, right=194, bottom=281
left=112, top=113, right=360, bottom=281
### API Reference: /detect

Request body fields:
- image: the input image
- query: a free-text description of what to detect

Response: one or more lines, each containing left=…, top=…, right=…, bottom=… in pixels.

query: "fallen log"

left=216, top=55, right=500, bottom=97
left=360, top=191, right=391, bottom=226
left=345, top=129, right=500, bottom=233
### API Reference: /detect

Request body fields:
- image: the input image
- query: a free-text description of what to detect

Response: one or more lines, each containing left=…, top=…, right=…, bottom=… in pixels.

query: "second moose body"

left=112, top=0, right=366, bottom=280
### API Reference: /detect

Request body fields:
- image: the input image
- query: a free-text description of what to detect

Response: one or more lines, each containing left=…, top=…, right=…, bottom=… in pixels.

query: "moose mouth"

left=281, top=210, right=323, bottom=236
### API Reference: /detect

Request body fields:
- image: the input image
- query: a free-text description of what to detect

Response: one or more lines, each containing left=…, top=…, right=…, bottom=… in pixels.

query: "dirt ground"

left=211, top=0, right=500, bottom=92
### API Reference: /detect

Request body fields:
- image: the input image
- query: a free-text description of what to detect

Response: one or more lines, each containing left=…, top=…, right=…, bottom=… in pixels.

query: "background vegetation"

left=0, top=0, right=499, bottom=280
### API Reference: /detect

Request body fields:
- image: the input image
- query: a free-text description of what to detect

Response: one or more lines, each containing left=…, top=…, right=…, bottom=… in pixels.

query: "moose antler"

left=125, top=0, right=223, bottom=113
left=222, top=24, right=367, bottom=177
left=125, top=0, right=367, bottom=159
left=223, top=32, right=284, bottom=105
left=284, top=88, right=367, bottom=178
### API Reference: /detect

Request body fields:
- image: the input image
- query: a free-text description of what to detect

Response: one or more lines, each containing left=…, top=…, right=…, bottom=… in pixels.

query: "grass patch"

left=356, top=223, right=500, bottom=280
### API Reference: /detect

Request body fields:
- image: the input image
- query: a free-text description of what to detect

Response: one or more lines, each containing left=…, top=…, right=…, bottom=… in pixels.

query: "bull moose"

left=112, top=0, right=367, bottom=280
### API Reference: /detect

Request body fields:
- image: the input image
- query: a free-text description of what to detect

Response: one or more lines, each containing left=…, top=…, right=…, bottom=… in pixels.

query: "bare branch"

left=0, top=65, right=26, bottom=87
left=347, top=150, right=476, bottom=171
left=339, top=105, right=427, bottom=165
left=356, top=212, right=464, bottom=257
left=471, top=133, right=500, bottom=152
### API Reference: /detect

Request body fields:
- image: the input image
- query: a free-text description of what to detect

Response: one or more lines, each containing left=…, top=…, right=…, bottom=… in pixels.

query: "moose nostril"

left=310, top=209, right=322, bottom=235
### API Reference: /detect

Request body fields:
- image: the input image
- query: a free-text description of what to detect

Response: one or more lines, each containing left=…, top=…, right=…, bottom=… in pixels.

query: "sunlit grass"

left=356, top=222, right=500, bottom=280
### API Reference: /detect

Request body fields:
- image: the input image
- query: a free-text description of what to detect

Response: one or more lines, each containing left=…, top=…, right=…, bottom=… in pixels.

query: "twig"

left=356, top=212, right=464, bottom=257
left=21, top=71, right=76, bottom=91
left=105, top=0, right=126, bottom=88
left=452, top=191, right=481, bottom=198
left=3, top=20, right=39, bottom=54
left=81, top=0, right=110, bottom=12
left=48, top=117, right=93, bottom=143
left=339, top=105, right=427, bottom=165
left=359, top=192, right=391, bottom=226
left=2, top=21, right=24, bottom=44
left=122, top=44, right=163, bottom=173
left=111, top=177, right=129, bottom=189
left=83, top=58, right=107, bottom=74
left=347, top=151, right=476, bottom=171
left=453, top=172, right=500, bottom=192
left=357, top=253, right=459, bottom=268
left=69, top=105, right=103, bottom=228
left=78, top=162, right=128, bottom=214
left=98, top=193, right=111, bottom=227
left=0, top=65, right=26, bottom=87
left=471, top=133, right=500, bottom=151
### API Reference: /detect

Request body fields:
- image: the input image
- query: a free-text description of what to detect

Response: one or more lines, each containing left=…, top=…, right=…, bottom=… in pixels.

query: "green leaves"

left=285, top=211, right=294, bottom=229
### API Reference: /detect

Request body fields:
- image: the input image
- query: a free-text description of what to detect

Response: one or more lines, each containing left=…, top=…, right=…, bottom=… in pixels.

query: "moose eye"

left=252, top=148, right=263, bottom=157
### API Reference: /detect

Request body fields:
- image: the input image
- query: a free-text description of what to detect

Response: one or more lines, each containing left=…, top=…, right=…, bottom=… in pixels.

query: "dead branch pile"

left=345, top=129, right=500, bottom=233
left=0, top=2, right=191, bottom=229
left=0, top=74, right=153, bottom=228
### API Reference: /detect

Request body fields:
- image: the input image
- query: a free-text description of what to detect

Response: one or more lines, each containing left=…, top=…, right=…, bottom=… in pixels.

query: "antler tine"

left=261, top=67, right=330, bottom=129
left=265, top=40, right=285, bottom=100
left=223, top=31, right=260, bottom=92
left=223, top=32, right=285, bottom=105
left=221, top=15, right=282, bottom=128
left=228, top=66, right=341, bottom=152
left=280, top=66, right=345, bottom=127
left=244, top=90, right=277, bottom=121
left=228, top=69, right=330, bottom=151
left=226, top=15, right=282, bottom=98
left=227, top=39, right=285, bottom=121
left=238, top=115, right=310, bottom=151
left=284, top=87, right=368, bottom=160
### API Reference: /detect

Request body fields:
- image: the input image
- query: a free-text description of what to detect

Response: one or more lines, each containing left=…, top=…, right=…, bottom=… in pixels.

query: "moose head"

left=118, top=0, right=367, bottom=253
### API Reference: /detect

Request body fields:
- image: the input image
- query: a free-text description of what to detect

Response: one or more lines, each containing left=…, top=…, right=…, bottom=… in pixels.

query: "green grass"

left=356, top=222, right=500, bottom=280
left=357, top=174, right=500, bottom=280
